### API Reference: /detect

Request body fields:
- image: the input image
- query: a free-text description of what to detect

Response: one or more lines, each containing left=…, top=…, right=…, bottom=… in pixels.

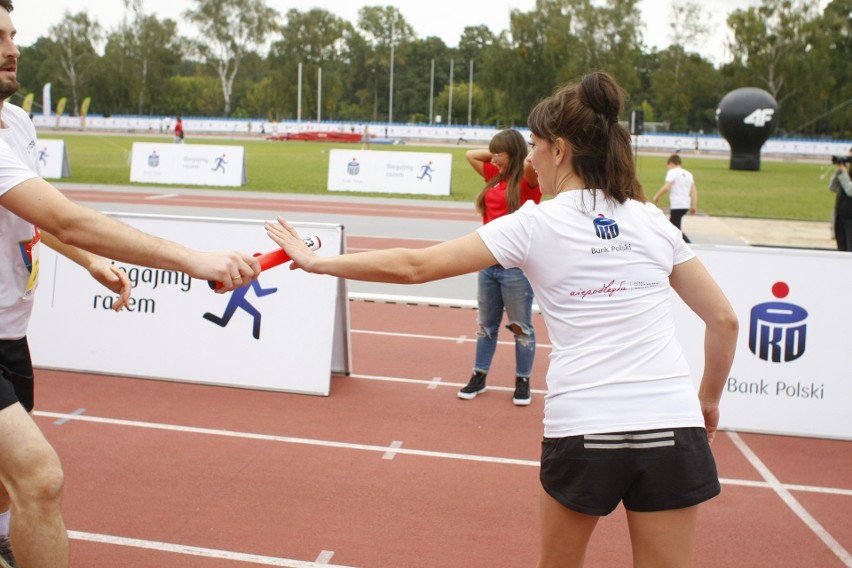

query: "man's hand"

left=87, top=259, right=132, bottom=311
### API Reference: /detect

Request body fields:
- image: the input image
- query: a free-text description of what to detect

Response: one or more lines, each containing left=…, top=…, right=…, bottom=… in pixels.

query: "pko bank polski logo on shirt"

left=748, top=281, right=808, bottom=363
left=593, top=214, right=619, bottom=239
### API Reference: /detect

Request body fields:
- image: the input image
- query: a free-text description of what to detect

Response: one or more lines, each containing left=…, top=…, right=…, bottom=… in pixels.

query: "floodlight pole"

left=297, top=63, right=302, bottom=122
left=468, top=60, right=473, bottom=126
left=448, top=58, right=454, bottom=126
left=317, top=67, right=322, bottom=122
left=388, top=18, right=395, bottom=125
left=429, top=59, right=435, bottom=125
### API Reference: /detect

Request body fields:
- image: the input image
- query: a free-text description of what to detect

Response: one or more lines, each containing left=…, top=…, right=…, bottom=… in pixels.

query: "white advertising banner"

left=28, top=215, right=350, bottom=396
left=674, top=245, right=852, bottom=440
left=35, top=138, right=70, bottom=179
left=327, top=149, right=452, bottom=196
left=129, top=143, right=247, bottom=187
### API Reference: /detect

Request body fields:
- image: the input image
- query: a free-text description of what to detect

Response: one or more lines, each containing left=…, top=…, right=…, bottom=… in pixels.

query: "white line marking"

left=352, top=328, right=553, bottom=350
left=315, top=550, right=335, bottom=564
left=348, top=292, right=542, bottom=314
left=144, top=193, right=180, bottom=201
left=35, top=411, right=849, bottom=500
left=726, top=431, right=852, bottom=567
left=34, top=411, right=539, bottom=467
left=347, top=372, right=547, bottom=395
left=719, top=477, right=852, bottom=497
left=53, top=407, right=86, bottom=425
left=68, top=530, right=357, bottom=567
left=428, top=377, right=442, bottom=389
left=383, top=440, right=403, bottom=460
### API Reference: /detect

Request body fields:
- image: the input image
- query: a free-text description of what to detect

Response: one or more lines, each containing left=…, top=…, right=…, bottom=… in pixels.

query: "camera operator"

left=829, top=147, right=852, bottom=251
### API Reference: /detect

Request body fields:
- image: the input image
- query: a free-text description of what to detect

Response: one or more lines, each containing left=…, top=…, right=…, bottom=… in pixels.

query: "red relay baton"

left=208, top=235, right=322, bottom=291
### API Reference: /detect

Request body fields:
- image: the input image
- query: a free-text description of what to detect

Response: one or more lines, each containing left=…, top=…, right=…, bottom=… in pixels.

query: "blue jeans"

left=473, top=265, right=536, bottom=378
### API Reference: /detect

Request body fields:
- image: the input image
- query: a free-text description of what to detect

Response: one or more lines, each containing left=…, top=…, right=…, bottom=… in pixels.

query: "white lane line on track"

left=726, top=431, right=852, bottom=567
left=68, top=530, right=355, bottom=567
left=347, top=372, right=548, bottom=396
left=34, top=410, right=851, bottom=499
left=53, top=407, right=86, bottom=425
left=33, top=410, right=540, bottom=467
left=351, top=328, right=553, bottom=350
left=143, top=193, right=180, bottom=201
left=383, top=440, right=404, bottom=460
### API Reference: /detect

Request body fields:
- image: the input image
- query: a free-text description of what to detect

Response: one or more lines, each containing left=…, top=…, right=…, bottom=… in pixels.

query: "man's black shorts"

left=540, top=427, right=720, bottom=516
left=0, top=337, right=34, bottom=412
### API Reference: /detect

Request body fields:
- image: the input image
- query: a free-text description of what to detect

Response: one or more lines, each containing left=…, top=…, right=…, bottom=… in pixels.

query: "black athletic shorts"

left=0, top=337, right=35, bottom=412
left=540, top=427, right=720, bottom=516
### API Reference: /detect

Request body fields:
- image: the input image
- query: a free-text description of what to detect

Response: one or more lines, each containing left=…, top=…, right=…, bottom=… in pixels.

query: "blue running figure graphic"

left=417, top=161, right=434, bottom=181
left=211, top=154, right=228, bottom=173
left=202, top=279, right=278, bottom=339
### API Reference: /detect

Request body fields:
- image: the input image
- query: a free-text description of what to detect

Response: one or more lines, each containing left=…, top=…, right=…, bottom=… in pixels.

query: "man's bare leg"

left=0, top=404, right=68, bottom=567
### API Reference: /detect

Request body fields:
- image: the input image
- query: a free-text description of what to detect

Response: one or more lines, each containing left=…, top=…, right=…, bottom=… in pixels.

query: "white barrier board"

left=327, top=149, right=452, bottom=196
left=674, top=245, right=852, bottom=440
left=130, top=143, right=247, bottom=187
left=28, top=215, right=349, bottom=396
left=35, top=138, right=70, bottom=179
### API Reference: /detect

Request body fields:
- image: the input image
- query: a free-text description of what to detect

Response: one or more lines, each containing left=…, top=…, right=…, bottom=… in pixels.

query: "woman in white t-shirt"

left=266, top=71, right=738, bottom=568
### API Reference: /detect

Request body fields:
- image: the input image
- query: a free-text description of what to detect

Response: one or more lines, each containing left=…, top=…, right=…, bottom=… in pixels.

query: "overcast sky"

left=7, top=0, right=828, bottom=66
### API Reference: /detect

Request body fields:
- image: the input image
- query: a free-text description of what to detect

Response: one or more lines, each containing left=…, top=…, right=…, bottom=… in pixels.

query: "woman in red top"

left=458, top=128, right=542, bottom=405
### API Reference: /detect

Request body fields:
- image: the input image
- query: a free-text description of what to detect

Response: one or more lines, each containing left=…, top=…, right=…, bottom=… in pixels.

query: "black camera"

left=832, top=155, right=852, bottom=165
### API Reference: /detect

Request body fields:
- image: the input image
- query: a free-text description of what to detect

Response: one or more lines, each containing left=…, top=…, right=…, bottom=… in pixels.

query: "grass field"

left=42, top=132, right=837, bottom=222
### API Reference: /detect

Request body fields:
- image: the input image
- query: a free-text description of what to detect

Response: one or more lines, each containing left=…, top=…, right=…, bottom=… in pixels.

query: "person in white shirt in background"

left=653, top=153, right=698, bottom=242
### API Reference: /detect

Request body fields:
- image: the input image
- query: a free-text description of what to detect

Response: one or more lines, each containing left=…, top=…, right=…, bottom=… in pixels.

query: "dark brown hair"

left=667, top=154, right=682, bottom=166
left=474, top=128, right=529, bottom=216
left=527, top=71, right=645, bottom=204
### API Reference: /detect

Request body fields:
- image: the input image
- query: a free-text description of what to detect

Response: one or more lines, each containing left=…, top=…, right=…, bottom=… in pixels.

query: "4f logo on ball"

left=743, top=108, right=775, bottom=128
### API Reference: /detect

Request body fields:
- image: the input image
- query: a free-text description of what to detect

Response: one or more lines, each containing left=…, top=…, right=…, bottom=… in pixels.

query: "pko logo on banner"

left=748, top=281, right=807, bottom=363
left=593, top=214, right=619, bottom=240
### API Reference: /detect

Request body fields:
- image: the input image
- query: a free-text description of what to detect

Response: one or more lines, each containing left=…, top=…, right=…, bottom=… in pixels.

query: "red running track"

left=26, top=187, right=852, bottom=566
left=32, top=301, right=852, bottom=567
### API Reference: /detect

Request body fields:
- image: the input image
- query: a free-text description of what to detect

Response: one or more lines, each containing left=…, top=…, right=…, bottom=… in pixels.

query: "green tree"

left=16, top=38, right=57, bottom=115
left=389, top=37, right=451, bottom=124
left=159, top=75, right=221, bottom=116
left=267, top=8, right=354, bottom=121
left=183, top=0, right=279, bottom=116
left=121, top=0, right=184, bottom=115
left=725, top=0, right=826, bottom=133
left=96, top=6, right=183, bottom=116
left=821, top=0, right=852, bottom=138
left=646, top=2, right=719, bottom=132
left=788, top=0, right=852, bottom=137
left=357, top=6, right=416, bottom=123
left=48, top=11, right=102, bottom=115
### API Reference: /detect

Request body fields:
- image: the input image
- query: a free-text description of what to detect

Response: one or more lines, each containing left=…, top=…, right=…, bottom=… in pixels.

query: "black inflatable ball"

left=716, top=88, right=779, bottom=171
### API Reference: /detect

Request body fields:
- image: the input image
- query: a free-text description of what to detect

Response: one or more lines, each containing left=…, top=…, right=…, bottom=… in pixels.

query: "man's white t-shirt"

left=666, top=166, right=694, bottom=210
left=478, top=190, right=703, bottom=437
left=0, top=103, right=43, bottom=339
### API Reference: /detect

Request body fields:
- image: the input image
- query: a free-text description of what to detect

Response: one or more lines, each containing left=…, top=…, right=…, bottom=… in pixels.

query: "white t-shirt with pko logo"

left=0, top=103, right=43, bottom=339
left=478, top=189, right=701, bottom=437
